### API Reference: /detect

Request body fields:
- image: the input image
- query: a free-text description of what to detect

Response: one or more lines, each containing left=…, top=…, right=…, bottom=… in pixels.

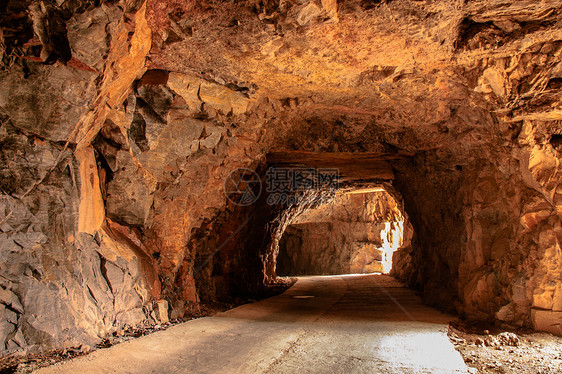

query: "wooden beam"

left=266, top=151, right=412, bottom=181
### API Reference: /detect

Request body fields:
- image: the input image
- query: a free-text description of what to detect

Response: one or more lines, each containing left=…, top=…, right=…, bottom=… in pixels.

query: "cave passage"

left=3, top=0, right=562, bottom=371
left=276, top=188, right=407, bottom=277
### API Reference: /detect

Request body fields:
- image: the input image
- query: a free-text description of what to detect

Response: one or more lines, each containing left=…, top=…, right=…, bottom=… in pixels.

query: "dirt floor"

left=448, top=322, right=562, bottom=373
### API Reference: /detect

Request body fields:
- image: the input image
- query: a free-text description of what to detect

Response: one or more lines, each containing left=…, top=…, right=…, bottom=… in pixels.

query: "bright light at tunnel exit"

left=380, top=220, right=404, bottom=273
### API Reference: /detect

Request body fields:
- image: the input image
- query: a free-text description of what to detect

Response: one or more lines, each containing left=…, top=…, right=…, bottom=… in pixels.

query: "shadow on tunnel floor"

left=215, top=274, right=456, bottom=325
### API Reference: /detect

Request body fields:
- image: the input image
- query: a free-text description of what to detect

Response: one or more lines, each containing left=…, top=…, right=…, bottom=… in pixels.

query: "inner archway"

left=276, top=187, right=409, bottom=277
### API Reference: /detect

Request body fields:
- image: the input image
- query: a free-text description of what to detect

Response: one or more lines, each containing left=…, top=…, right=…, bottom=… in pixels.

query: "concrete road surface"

left=37, top=274, right=469, bottom=373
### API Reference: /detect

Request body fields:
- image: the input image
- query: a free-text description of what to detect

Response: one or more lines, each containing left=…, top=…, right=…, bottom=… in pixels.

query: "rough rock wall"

left=0, top=119, right=154, bottom=352
left=0, top=0, right=160, bottom=353
left=0, top=0, right=273, bottom=354
left=278, top=222, right=382, bottom=275
left=277, top=191, right=406, bottom=275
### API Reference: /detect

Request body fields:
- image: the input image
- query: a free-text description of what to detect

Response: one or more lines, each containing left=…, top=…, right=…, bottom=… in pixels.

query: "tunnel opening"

left=255, top=151, right=419, bottom=292
left=275, top=187, right=408, bottom=277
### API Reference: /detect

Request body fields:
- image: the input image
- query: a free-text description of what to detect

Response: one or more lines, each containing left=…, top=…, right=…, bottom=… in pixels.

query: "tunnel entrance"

left=276, top=187, right=407, bottom=277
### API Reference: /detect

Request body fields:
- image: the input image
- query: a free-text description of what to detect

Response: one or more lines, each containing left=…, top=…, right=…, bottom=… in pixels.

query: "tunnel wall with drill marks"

left=1, top=0, right=562, bottom=353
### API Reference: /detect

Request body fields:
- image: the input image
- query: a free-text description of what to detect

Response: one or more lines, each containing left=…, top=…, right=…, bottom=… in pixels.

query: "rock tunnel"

left=1, top=0, right=562, bottom=364
left=276, top=187, right=406, bottom=276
